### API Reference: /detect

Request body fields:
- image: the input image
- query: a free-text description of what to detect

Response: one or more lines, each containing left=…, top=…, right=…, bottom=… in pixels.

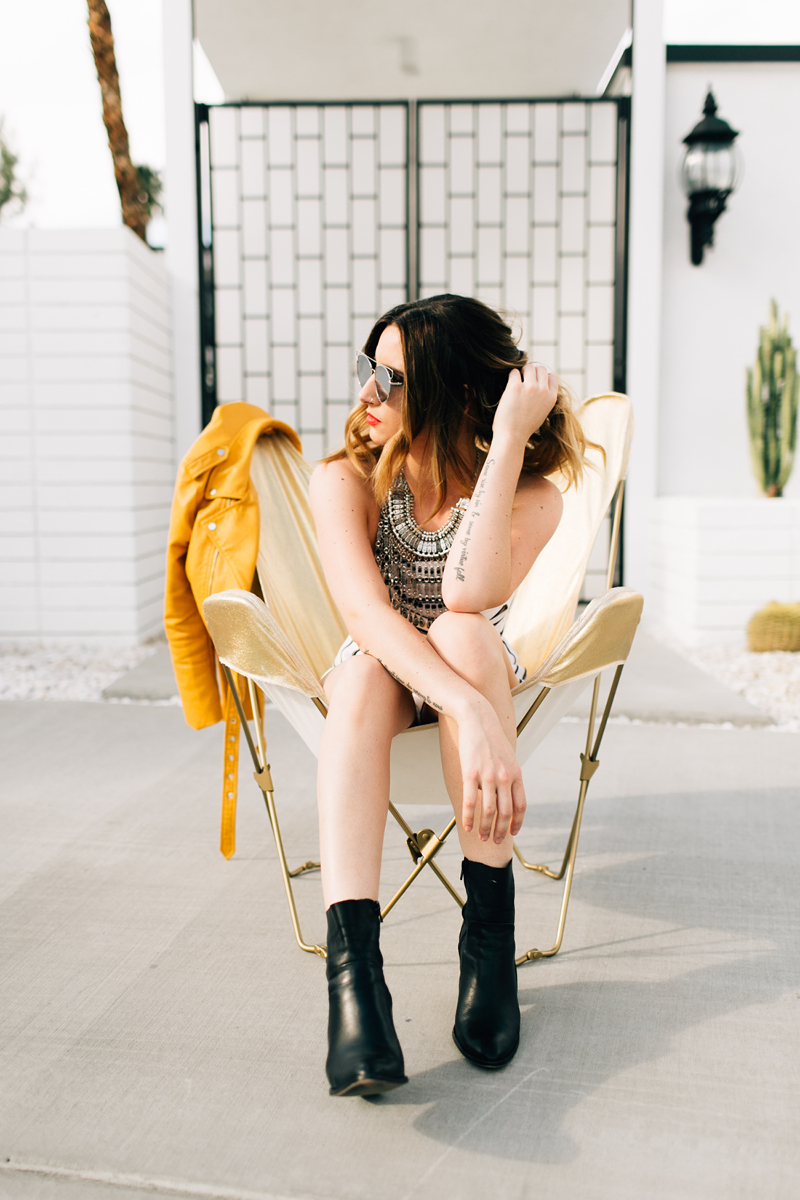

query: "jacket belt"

left=220, top=685, right=242, bottom=859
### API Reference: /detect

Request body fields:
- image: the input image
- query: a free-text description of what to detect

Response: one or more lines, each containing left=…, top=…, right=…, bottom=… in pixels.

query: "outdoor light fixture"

left=681, top=90, right=740, bottom=266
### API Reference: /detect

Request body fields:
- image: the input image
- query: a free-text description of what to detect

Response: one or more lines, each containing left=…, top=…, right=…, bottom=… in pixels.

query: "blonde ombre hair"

left=326, top=294, right=593, bottom=518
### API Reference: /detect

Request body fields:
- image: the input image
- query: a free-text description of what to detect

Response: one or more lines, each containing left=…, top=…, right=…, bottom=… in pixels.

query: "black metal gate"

left=196, top=96, right=629, bottom=589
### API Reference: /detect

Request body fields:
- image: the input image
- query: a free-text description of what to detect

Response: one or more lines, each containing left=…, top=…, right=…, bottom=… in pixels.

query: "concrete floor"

left=1, top=696, right=799, bottom=1200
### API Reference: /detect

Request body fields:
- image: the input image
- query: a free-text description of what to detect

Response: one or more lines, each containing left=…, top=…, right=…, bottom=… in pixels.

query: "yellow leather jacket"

left=164, top=402, right=301, bottom=856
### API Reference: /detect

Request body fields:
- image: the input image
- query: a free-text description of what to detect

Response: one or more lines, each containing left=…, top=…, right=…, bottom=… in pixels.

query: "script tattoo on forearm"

left=454, top=457, right=495, bottom=582
left=362, top=648, right=444, bottom=713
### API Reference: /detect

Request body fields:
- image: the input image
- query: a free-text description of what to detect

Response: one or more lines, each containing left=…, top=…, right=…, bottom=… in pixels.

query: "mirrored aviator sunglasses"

left=356, top=352, right=395, bottom=403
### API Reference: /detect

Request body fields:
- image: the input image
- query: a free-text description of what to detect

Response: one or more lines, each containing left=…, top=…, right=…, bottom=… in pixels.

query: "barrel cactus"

left=746, top=301, right=799, bottom=497
left=747, top=602, right=800, bottom=653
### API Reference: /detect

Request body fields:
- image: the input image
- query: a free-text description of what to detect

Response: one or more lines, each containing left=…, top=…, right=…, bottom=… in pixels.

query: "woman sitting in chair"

left=310, top=294, right=588, bottom=1096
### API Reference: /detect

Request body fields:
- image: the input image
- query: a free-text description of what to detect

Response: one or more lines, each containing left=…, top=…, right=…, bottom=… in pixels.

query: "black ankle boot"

left=325, top=899, right=408, bottom=1097
left=453, top=858, right=520, bottom=1069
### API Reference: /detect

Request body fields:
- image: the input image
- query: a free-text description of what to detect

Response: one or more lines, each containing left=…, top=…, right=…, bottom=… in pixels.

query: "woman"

left=309, top=294, right=589, bottom=1097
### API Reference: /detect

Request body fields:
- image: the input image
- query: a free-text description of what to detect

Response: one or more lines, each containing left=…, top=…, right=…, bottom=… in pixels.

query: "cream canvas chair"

left=203, top=393, right=642, bottom=966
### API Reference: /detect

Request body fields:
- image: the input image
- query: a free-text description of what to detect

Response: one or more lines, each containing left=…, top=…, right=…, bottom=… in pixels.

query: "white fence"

left=0, top=228, right=174, bottom=643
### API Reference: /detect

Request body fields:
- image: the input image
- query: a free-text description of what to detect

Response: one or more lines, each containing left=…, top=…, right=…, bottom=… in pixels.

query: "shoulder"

left=516, top=471, right=562, bottom=507
left=514, top=472, right=563, bottom=530
left=311, top=455, right=365, bottom=494
left=310, top=456, right=375, bottom=518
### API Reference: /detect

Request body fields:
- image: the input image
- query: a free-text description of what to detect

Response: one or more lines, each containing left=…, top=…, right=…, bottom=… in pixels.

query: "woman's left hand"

left=492, top=362, right=558, bottom=446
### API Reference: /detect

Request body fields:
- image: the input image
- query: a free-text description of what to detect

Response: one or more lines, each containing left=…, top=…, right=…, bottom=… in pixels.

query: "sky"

left=0, top=0, right=798, bottom=234
left=0, top=0, right=166, bottom=232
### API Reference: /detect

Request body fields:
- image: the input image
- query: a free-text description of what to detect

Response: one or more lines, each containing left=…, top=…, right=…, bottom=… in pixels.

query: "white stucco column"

left=624, top=0, right=666, bottom=599
left=163, top=0, right=201, bottom=459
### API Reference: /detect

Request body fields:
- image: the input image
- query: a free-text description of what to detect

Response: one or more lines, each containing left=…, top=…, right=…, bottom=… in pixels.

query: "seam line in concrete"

left=400, top=1065, right=548, bottom=1200
left=0, top=1161, right=302, bottom=1200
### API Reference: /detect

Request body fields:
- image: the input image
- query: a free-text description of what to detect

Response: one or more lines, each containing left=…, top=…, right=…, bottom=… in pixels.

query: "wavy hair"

left=325, top=294, right=593, bottom=518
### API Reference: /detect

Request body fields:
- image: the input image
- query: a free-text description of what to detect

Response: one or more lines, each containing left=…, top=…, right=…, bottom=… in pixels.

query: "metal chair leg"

left=382, top=802, right=464, bottom=918
left=514, top=663, right=624, bottom=966
left=222, top=666, right=326, bottom=958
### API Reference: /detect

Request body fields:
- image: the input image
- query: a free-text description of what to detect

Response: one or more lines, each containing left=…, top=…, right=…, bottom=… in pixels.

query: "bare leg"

left=320, top=655, right=413, bottom=1096
left=319, top=654, right=416, bottom=906
left=427, top=612, right=522, bottom=1069
left=426, top=611, right=519, bottom=867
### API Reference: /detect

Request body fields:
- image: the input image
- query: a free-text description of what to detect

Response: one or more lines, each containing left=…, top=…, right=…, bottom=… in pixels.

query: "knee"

left=427, top=611, right=504, bottom=676
left=325, top=653, right=402, bottom=715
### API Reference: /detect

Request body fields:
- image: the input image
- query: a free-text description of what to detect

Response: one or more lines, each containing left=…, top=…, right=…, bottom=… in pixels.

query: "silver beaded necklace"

left=373, top=467, right=475, bottom=631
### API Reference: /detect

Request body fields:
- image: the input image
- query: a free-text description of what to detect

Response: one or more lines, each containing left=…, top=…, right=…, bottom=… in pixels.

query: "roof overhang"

left=194, top=0, right=631, bottom=102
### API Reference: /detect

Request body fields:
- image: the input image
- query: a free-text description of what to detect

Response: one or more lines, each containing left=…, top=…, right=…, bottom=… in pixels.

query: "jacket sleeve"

left=164, top=461, right=224, bottom=729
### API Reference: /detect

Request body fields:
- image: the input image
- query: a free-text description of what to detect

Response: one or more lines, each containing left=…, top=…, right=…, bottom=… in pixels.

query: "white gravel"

left=653, top=632, right=800, bottom=730
left=0, top=642, right=159, bottom=703
left=3, top=634, right=799, bottom=730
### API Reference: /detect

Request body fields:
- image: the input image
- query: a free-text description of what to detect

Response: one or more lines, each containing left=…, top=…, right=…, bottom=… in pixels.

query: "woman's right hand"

left=456, top=702, right=527, bottom=844
left=492, top=362, right=559, bottom=448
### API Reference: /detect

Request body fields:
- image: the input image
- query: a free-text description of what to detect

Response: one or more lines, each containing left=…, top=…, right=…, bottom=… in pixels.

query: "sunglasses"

left=356, top=352, right=404, bottom=403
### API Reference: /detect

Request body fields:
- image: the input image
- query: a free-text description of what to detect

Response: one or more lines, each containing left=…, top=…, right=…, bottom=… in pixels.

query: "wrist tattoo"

left=363, top=649, right=444, bottom=713
left=454, top=457, right=494, bottom=582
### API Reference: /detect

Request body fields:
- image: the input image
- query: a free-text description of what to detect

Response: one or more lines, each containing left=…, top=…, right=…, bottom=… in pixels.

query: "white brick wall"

left=0, top=228, right=175, bottom=643
left=649, top=497, right=800, bottom=646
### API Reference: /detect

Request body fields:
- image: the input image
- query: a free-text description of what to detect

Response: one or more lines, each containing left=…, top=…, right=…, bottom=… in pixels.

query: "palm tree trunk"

left=87, top=0, right=147, bottom=241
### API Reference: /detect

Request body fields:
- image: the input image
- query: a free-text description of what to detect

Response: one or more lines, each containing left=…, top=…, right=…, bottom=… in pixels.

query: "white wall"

left=623, top=0, right=666, bottom=600
left=660, top=62, right=800, bottom=500
left=650, top=496, right=800, bottom=645
left=0, top=228, right=174, bottom=643
left=163, top=0, right=201, bottom=459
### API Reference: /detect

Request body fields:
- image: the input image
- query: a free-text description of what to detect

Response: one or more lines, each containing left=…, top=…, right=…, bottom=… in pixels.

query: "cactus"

left=746, top=300, right=799, bottom=497
left=747, top=602, right=800, bottom=653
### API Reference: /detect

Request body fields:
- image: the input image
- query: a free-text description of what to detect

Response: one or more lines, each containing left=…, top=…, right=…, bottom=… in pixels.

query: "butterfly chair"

left=203, top=393, right=642, bottom=966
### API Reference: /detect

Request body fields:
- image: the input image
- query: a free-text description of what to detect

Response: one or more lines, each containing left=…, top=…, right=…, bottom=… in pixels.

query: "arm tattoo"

left=362, top=648, right=444, bottom=713
left=454, top=457, right=494, bottom=582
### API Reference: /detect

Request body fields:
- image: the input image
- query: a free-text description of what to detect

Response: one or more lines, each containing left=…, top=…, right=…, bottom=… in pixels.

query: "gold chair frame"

left=211, top=468, right=638, bottom=968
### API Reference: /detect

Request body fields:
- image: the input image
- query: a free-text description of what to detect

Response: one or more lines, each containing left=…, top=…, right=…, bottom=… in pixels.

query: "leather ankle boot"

left=453, top=858, right=520, bottom=1068
left=325, top=899, right=408, bottom=1097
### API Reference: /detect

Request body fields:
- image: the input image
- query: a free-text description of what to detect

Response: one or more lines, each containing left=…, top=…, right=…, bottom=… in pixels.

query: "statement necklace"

left=373, top=471, right=472, bottom=630
left=386, top=473, right=469, bottom=558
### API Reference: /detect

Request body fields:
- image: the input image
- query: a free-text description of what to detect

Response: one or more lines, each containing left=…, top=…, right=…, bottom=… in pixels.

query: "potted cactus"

left=746, top=300, right=799, bottom=497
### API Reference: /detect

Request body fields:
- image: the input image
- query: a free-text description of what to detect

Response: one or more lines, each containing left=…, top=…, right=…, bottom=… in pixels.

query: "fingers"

left=509, top=777, right=527, bottom=837
left=491, top=763, right=513, bottom=844
left=458, top=728, right=524, bottom=846
left=477, top=779, right=497, bottom=842
left=523, top=361, right=558, bottom=396
left=468, top=774, right=524, bottom=844
left=468, top=767, right=521, bottom=844
left=462, top=770, right=479, bottom=835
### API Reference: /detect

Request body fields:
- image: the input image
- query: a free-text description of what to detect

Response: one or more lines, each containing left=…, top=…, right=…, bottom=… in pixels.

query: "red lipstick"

left=366, top=413, right=380, bottom=426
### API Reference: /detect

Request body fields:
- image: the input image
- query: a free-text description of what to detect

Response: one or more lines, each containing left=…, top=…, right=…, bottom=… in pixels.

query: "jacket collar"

left=183, top=404, right=302, bottom=499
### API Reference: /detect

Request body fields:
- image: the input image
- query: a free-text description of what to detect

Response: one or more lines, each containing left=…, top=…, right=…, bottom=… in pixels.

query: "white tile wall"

left=209, top=103, right=407, bottom=462
left=649, top=497, right=800, bottom=646
left=0, top=228, right=174, bottom=644
left=418, top=101, right=620, bottom=402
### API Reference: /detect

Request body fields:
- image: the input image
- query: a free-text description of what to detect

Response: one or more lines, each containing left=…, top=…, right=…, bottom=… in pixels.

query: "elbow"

left=441, top=578, right=465, bottom=612
left=441, top=580, right=492, bottom=613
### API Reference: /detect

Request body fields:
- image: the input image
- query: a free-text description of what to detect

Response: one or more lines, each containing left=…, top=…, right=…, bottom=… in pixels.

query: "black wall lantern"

left=681, top=91, right=740, bottom=266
